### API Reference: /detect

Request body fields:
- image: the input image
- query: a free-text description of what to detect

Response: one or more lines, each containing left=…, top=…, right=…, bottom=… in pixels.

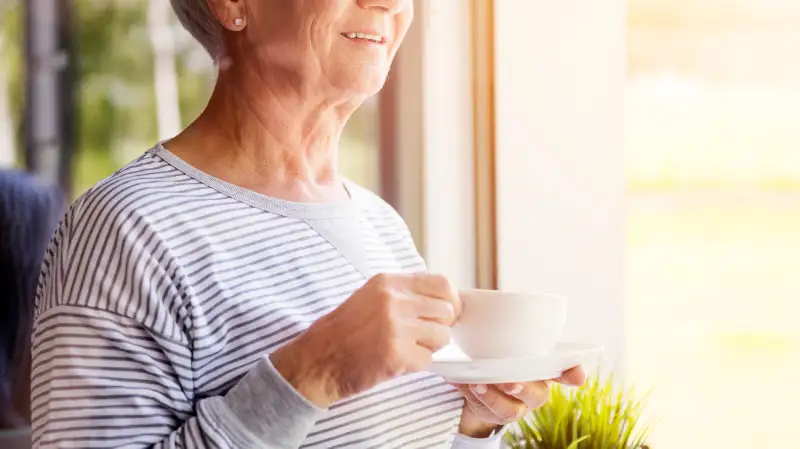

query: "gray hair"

left=170, top=0, right=224, bottom=59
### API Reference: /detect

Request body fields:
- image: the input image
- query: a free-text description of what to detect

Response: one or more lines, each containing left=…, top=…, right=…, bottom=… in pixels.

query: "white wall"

left=494, top=1, right=627, bottom=368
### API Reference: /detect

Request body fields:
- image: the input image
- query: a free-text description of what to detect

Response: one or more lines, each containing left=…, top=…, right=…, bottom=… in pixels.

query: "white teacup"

left=451, top=289, right=567, bottom=359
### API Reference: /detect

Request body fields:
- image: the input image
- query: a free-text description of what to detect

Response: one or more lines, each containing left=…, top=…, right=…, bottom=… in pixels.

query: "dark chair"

left=0, top=169, right=64, bottom=443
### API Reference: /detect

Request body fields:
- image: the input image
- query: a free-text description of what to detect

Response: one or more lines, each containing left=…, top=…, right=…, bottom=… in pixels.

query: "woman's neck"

left=165, top=60, right=361, bottom=203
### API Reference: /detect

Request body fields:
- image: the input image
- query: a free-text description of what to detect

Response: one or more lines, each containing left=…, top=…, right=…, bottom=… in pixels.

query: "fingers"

left=414, top=319, right=452, bottom=352
left=460, top=387, right=497, bottom=419
left=413, top=295, right=457, bottom=325
left=495, top=381, right=551, bottom=410
left=452, top=384, right=506, bottom=425
left=454, top=381, right=551, bottom=425
left=554, top=365, right=586, bottom=386
left=409, top=273, right=462, bottom=318
left=405, top=343, right=436, bottom=372
left=371, top=273, right=462, bottom=319
left=468, top=384, right=529, bottom=423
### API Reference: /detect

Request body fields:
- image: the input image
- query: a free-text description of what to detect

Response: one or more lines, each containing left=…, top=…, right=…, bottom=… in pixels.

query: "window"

left=627, top=1, right=800, bottom=447
left=492, top=0, right=627, bottom=363
left=473, top=1, right=798, bottom=447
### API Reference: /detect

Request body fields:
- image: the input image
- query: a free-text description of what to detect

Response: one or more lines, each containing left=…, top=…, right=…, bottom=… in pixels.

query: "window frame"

left=386, top=0, right=628, bottom=365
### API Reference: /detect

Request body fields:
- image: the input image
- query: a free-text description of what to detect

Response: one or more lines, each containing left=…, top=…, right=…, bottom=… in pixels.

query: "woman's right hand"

left=270, top=273, right=461, bottom=408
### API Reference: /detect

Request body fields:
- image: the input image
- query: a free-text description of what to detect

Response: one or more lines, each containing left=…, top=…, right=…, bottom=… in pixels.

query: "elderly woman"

left=31, top=1, right=584, bottom=448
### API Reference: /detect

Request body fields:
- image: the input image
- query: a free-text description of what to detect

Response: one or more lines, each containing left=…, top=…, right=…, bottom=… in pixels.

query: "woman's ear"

left=207, top=0, right=247, bottom=31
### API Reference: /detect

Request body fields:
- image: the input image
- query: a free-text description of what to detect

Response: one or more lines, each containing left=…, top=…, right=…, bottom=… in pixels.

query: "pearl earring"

left=234, top=18, right=243, bottom=26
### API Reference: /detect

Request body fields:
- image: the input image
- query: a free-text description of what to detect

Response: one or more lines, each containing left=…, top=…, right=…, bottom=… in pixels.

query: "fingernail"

left=472, top=384, right=487, bottom=395
left=506, top=384, right=523, bottom=394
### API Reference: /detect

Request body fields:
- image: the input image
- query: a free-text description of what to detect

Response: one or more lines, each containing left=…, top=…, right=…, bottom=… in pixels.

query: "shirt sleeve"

left=30, top=198, right=326, bottom=448
left=450, top=425, right=509, bottom=449
left=31, top=305, right=326, bottom=449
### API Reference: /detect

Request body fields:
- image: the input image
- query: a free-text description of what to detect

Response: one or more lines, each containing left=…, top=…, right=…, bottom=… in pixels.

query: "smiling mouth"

left=341, top=32, right=386, bottom=44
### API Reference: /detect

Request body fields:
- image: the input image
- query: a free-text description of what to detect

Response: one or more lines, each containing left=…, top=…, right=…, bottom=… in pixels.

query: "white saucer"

left=428, top=342, right=604, bottom=384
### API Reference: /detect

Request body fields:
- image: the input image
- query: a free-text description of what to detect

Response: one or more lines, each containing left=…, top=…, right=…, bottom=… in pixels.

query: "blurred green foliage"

left=505, top=372, right=654, bottom=449
left=2, top=0, right=215, bottom=197
left=3, top=1, right=214, bottom=197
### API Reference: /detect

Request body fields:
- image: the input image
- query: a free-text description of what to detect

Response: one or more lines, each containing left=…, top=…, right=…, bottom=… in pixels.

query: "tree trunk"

left=0, top=36, right=14, bottom=168
left=148, top=0, right=181, bottom=140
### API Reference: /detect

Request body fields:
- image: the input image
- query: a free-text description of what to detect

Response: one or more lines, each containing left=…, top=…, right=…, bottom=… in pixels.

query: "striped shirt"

left=30, top=144, right=504, bottom=449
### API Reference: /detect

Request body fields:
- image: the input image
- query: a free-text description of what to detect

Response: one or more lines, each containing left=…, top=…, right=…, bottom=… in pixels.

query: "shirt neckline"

left=150, top=143, right=358, bottom=220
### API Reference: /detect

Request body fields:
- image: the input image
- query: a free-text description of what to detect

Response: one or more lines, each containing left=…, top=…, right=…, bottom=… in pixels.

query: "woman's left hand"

left=454, top=365, right=587, bottom=438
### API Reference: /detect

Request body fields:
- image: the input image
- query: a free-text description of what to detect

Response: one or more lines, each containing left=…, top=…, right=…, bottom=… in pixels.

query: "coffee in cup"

left=451, top=289, right=567, bottom=359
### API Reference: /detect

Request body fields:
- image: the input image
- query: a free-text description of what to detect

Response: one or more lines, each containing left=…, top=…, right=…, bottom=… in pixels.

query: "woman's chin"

left=335, top=73, right=390, bottom=98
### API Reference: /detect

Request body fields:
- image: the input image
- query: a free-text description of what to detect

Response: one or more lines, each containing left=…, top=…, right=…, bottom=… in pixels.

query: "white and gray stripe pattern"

left=31, top=145, right=503, bottom=448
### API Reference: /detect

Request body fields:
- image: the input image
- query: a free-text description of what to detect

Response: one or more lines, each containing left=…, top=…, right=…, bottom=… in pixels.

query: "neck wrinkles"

left=205, top=58, right=359, bottom=184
